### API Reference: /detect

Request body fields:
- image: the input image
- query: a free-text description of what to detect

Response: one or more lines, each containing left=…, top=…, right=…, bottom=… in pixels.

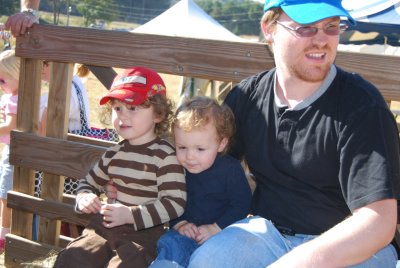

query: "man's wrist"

left=21, top=8, right=39, bottom=23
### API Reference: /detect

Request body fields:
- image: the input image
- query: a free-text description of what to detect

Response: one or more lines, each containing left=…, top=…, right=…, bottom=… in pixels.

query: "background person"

left=3, top=0, right=40, bottom=37
left=187, top=0, right=400, bottom=267
left=0, top=49, right=20, bottom=253
left=39, top=63, right=91, bottom=134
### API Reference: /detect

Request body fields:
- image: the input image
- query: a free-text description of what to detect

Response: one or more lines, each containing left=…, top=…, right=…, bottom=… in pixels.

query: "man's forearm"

left=269, top=199, right=397, bottom=268
left=21, top=0, right=40, bottom=10
left=307, top=199, right=396, bottom=266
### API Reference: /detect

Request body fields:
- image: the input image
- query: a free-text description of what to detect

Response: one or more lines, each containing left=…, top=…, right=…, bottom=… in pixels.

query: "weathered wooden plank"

left=15, top=24, right=274, bottom=82
left=16, top=58, right=42, bottom=133
left=67, top=133, right=117, bottom=147
left=39, top=62, right=73, bottom=245
left=5, top=234, right=62, bottom=267
left=335, top=52, right=400, bottom=102
left=15, top=24, right=400, bottom=100
left=12, top=58, right=42, bottom=240
left=45, top=62, right=72, bottom=139
left=9, top=131, right=107, bottom=180
left=7, top=191, right=91, bottom=226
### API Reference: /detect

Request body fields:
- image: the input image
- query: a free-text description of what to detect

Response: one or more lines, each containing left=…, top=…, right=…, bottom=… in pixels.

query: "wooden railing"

left=5, top=23, right=400, bottom=267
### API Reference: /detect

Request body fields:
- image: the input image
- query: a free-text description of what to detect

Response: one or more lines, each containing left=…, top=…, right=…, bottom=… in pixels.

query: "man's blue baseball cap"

left=263, top=0, right=356, bottom=25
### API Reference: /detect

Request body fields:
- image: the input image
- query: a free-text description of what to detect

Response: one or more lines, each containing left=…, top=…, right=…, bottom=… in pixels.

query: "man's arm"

left=5, top=0, right=40, bottom=37
left=269, top=198, right=397, bottom=268
left=22, top=0, right=40, bottom=9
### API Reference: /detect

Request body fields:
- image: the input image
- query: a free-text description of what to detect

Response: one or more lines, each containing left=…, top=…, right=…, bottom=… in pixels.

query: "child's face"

left=111, top=99, right=160, bottom=145
left=174, top=122, right=228, bottom=174
left=41, top=61, right=50, bottom=82
left=0, top=72, right=18, bottom=95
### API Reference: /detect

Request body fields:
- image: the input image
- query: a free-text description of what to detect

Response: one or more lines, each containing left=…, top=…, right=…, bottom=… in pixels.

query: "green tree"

left=51, top=0, right=62, bottom=25
left=74, top=0, right=117, bottom=27
left=197, top=0, right=263, bottom=36
left=0, top=0, right=18, bottom=16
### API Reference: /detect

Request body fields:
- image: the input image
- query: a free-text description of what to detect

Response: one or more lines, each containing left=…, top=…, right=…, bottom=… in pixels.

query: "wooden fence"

left=4, top=23, right=400, bottom=267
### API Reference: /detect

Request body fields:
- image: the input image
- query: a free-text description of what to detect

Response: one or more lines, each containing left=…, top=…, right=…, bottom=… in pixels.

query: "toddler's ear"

left=153, top=113, right=163, bottom=124
left=218, top=137, right=229, bottom=153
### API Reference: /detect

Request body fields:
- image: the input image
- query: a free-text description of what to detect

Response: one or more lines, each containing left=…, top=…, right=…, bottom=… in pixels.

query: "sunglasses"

left=274, top=20, right=348, bottom=38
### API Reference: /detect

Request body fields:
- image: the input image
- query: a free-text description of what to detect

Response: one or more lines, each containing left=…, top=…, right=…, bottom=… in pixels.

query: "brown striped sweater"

left=76, top=137, right=186, bottom=231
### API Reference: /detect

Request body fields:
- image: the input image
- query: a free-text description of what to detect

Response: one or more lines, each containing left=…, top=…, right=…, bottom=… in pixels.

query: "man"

left=187, top=0, right=400, bottom=267
left=3, top=0, right=39, bottom=37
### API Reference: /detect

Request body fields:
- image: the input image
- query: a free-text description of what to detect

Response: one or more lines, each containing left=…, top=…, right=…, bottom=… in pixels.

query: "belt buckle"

left=276, top=225, right=295, bottom=236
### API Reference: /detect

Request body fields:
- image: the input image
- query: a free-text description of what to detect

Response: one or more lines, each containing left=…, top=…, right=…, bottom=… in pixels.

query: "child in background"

left=150, top=96, right=252, bottom=268
left=39, top=62, right=91, bottom=134
left=54, top=66, right=186, bottom=268
left=0, top=49, right=19, bottom=252
left=38, top=62, right=91, bottom=196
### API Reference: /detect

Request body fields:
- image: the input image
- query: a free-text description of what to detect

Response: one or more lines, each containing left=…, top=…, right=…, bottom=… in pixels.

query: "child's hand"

left=100, top=203, right=134, bottom=228
left=76, top=193, right=102, bottom=214
left=175, top=221, right=199, bottom=240
left=195, top=223, right=221, bottom=245
left=0, top=106, right=6, bottom=123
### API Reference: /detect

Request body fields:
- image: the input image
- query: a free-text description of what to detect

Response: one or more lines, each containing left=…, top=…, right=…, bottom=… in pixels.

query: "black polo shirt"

left=225, top=66, right=400, bottom=235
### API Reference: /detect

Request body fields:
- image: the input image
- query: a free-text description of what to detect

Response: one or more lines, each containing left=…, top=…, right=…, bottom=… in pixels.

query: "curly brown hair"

left=99, top=94, right=174, bottom=137
left=142, top=94, right=174, bottom=137
left=172, top=96, right=235, bottom=153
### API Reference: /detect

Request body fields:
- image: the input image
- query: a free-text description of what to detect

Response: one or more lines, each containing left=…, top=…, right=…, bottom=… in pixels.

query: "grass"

left=38, top=11, right=140, bottom=30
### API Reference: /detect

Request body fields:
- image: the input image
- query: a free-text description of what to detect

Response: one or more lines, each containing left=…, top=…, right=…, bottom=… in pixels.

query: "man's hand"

left=76, top=192, right=102, bottom=214
left=5, top=12, right=37, bottom=37
left=100, top=203, right=134, bottom=228
left=196, top=223, right=221, bottom=245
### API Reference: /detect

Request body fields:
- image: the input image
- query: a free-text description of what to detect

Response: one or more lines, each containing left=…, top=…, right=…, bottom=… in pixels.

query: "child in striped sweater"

left=54, top=66, right=186, bottom=268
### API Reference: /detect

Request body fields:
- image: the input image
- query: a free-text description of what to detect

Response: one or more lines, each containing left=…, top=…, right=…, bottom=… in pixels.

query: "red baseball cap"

left=99, top=66, right=166, bottom=106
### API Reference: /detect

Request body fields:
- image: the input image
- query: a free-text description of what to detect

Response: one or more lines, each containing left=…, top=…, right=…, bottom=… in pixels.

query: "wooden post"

left=38, top=62, right=73, bottom=246
left=11, top=58, right=42, bottom=239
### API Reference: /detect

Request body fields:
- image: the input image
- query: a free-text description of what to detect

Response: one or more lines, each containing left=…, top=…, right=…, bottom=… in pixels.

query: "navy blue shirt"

left=171, top=154, right=252, bottom=229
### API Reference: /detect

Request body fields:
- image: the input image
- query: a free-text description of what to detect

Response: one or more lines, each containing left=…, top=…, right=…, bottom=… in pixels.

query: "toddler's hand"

left=176, top=221, right=199, bottom=240
left=76, top=193, right=102, bottom=214
left=196, top=223, right=221, bottom=245
left=100, top=203, right=134, bottom=228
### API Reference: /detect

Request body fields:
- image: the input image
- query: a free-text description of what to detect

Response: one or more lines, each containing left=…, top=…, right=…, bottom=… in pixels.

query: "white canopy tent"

left=338, top=43, right=400, bottom=56
left=133, top=0, right=245, bottom=42
left=133, top=0, right=246, bottom=103
left=339, top=1, right=400, bottom=55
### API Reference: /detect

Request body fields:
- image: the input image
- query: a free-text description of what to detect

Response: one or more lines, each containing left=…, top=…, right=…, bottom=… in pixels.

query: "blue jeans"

left=0, top=145, right=13, bottom=199
left=186, top=216, right=398, bottom=268
left=150, top=229, right=199, bottom=268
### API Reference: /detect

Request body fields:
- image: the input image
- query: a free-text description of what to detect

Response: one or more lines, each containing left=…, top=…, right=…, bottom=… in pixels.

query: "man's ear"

left=261, top=21, right=274, bottom=45
left=218, top=137, right=229, bottom=153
